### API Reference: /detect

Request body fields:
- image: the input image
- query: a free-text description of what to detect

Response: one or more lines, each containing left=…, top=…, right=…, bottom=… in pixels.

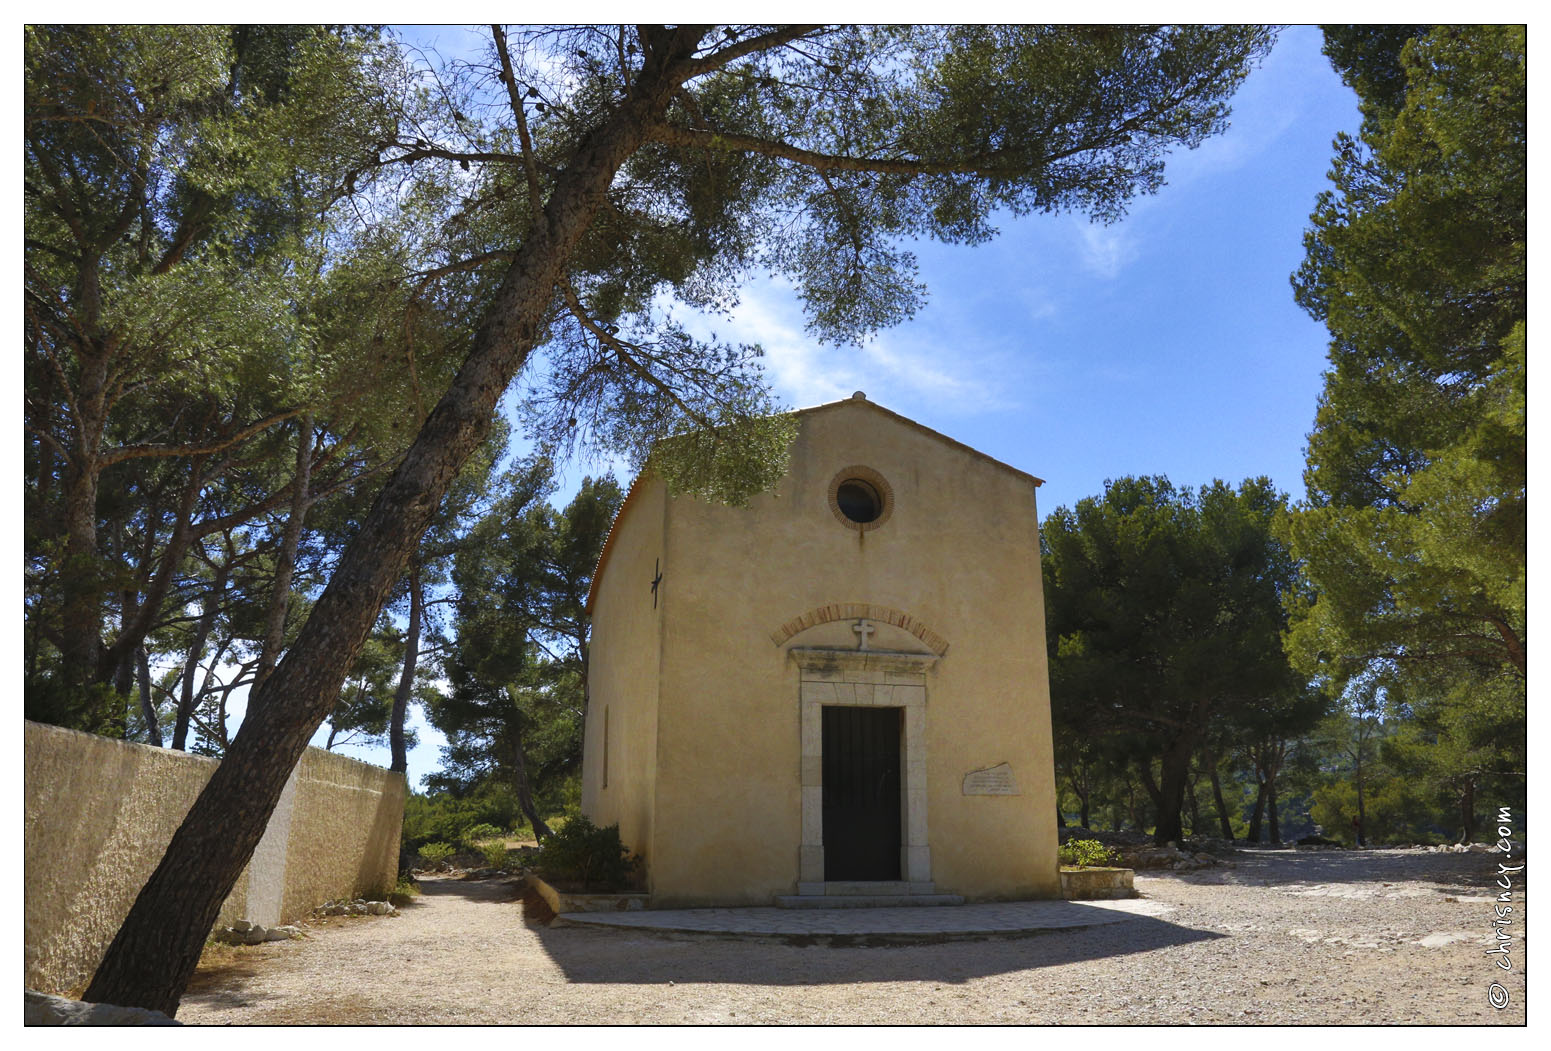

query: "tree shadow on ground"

left=413, top=874, right=527, bottom=906
left=185, top=949, right=283, bottom=1011
left=1163, top=848, right=1509, bottom=894
left=527, top=909, right=1223, bottom=987
left=180, top=887, right=460, bottom=1014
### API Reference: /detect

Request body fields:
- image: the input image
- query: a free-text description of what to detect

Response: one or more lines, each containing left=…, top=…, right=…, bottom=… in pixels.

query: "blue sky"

left=329, top=25, right=1363, bottom=787
left=687, top=25, right=1360, bottom=521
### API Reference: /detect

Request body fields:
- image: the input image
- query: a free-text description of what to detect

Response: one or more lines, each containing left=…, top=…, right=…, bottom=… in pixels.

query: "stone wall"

left=23, top=720, right=406, bottom=994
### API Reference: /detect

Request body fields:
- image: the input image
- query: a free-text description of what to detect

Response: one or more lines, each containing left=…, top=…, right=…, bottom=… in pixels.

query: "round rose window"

left=828, top=467, right=893, bottom=532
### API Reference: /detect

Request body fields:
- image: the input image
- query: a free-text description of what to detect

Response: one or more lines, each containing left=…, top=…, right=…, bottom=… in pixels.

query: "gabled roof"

left=583, top=394, right=1043, bottom=612
left=792, top=394, right=1045, bottom=487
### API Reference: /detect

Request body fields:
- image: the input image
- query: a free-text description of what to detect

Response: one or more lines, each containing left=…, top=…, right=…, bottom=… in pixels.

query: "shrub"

left=417, top=841, right=455, bottom=865
left=534, top=816, right=636, bottom=889
left=1310, top=777, right=1445, bottom=846
left=462, top=823, right=504, bottom=847
left=400, top=787, right=525, bottom=852
left=481, top=841, right=512, bottom=870
left=1059, top=839, right=1119, bottom=868
left=390, top=875, right=421, bottom=907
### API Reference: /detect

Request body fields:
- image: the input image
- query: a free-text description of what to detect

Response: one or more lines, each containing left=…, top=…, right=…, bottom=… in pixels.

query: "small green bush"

left=481, top=841, right=512, bottom=869
left=534, top=816, right=636, bottom=889
left=462, top=823, right=504, bottom=847
left=1059, top=839, right=1119, bottom=868
left=400, top=787, right=526, bottom=852
left=390, top=875, right=421, bottom=907
left=418, top=841, right=455, bottom=865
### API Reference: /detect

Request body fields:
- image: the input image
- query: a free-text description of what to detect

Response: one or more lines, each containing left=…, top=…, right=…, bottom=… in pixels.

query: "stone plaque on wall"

left=962, top=762, right=1019, bottom=796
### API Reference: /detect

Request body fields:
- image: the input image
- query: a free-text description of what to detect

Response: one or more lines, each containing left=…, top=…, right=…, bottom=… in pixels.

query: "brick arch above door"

left=769, top=603, right=949, bottom=657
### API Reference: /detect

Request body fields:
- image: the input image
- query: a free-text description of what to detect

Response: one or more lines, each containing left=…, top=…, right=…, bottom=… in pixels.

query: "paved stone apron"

left=558, top=898, right=1171, bottom=939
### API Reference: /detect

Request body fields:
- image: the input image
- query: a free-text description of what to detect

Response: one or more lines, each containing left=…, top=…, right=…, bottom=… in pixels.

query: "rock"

left=215, top=923, right=305, bottom=948
left=311, top=897, right=398, bottom=918
left=216, top=919, right=303, bottom=944
left=25, top=990, right=180, bottom=1026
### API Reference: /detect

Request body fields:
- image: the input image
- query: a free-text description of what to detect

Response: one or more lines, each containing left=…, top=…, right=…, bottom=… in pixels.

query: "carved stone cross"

left=851, top=618, right=875, bottom=651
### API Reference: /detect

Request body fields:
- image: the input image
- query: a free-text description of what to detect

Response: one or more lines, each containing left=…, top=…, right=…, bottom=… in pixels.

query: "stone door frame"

left=789, top=647, right=939, bottom=894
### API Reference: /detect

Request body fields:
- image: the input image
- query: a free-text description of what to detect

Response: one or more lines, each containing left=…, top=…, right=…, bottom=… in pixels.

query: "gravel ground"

left=177, top=847, right=1526, bottom=1025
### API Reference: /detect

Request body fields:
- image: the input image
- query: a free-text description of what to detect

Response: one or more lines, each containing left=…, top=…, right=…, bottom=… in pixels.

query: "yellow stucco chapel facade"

left=580, top=393, right=1060, bottom=906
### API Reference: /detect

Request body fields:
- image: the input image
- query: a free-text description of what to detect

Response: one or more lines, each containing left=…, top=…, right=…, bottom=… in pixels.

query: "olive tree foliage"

left=1281, top=26, right=1525, bottom=827
left=81, top=24, right=1276, bottom=1013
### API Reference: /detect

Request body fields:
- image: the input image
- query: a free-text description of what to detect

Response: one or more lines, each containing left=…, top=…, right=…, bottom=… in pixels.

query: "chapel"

left=580, top=392, right=1059, bottom=906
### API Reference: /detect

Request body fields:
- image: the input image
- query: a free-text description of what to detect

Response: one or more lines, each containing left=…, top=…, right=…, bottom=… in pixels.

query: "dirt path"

left=177, top=848, right=1526, bottom=1025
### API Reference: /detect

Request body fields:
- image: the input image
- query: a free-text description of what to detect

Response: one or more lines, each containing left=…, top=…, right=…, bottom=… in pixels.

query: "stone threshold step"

left=774, top=894, right=965, bottom=909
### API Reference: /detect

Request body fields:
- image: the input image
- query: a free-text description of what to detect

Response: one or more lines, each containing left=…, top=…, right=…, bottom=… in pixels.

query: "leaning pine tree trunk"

left=83, top=38, right=700, bottom=1014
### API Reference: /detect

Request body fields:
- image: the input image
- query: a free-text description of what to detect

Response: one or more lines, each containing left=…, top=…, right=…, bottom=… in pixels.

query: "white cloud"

left=1013, top=285, right=1061, bottom=323
left=1139, top=27, right=1333, bottom=194
left=1074, top=221, right=1140, bottom=280
left=723, top=282, right=1018, bottom=414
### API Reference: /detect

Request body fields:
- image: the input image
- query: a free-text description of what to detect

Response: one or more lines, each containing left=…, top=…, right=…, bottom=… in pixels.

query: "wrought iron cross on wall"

left=650, top=558, right=662, bottom=608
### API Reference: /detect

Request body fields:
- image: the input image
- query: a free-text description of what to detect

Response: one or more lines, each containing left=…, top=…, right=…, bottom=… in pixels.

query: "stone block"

left=800, top=704, right=822, bottom=757
left=801, top=755, right=823, bottom=787
left=907, top=790, right=929, bottom=844
left=801, top=681, right=837, bottom=704
left=801, top=787, right=824, bottom=844
left=1059, top=867, right=1136, bottom=900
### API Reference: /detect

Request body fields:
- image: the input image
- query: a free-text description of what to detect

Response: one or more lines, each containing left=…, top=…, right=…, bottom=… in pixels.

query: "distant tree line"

left=1045, top=25, right=1525, bottom=847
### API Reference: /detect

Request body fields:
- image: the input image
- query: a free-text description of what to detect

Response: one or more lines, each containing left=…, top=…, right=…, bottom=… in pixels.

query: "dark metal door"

left=822, top=706, right=902, bottom=881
